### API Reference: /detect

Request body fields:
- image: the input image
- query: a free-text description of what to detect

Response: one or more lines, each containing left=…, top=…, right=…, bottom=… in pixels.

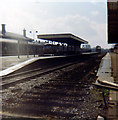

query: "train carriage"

left=0, top=38, right=92, bottom=56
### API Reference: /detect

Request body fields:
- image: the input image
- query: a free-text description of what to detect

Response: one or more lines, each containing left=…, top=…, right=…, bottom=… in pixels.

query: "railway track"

left=1, top=54, right=91, bottom=89
left=2, top=53, right=106, bottom=119
left=1, top=60, right=83, bottom=89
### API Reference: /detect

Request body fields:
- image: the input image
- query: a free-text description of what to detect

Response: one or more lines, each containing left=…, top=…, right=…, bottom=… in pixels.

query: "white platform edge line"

left=0, top=57, right=41, bottom=77
left=0, top=56, right=65, bottom=77
left=97, top=53, right=111, bottom=77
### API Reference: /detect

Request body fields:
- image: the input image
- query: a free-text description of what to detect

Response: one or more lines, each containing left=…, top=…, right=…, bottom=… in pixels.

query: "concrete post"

left=34, top=42, right=35, bottom=57
left=17, top=40, right=20, bottom=58
left=27, top=41, right=29, bottom=58
left=74, top=45, right=76, bottom=54
left=67, top=44, right=69, bottom=54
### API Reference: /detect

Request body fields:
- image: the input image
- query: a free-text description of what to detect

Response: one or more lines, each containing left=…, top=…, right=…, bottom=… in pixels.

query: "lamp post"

left=29, top=31, right=38, bottom=57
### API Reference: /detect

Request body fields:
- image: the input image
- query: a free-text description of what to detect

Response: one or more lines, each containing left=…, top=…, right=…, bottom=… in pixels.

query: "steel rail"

left=1, top=60, right=82, bottom=89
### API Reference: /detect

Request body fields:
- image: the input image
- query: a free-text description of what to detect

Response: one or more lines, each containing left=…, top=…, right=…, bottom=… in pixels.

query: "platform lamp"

left=29, top=30, right=38, bottom=57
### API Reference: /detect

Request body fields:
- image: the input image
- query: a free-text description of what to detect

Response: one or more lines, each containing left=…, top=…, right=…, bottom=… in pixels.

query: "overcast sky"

left=0, top=0, right=112, bottom=48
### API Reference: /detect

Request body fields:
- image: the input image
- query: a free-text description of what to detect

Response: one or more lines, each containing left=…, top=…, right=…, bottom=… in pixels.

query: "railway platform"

left=95, top=52, right=118, bottom=119
left=0, top=52, right=97, bottom=77
left=0, top=55, right=65, bottom=77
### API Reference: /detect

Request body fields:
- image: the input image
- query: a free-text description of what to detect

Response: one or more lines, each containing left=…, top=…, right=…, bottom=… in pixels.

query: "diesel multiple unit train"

left=0, top=38, right=100, bottom=56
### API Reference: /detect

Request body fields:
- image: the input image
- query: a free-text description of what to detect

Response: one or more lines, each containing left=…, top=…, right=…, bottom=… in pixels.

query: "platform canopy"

left=37, top=33, right=88, bottom=45
left=108, top=1, right=118, bottom=43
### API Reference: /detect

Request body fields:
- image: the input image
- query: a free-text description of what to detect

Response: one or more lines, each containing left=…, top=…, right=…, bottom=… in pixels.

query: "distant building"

left=0, top=24, right=32, bottom=41
left=0, top=24, right=33, bottom=58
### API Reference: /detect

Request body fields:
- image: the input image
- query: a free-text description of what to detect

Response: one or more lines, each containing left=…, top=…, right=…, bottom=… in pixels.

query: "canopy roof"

left=108, top=1, right=118, bottom=43
left=37, top=33, right=88, bottom=45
